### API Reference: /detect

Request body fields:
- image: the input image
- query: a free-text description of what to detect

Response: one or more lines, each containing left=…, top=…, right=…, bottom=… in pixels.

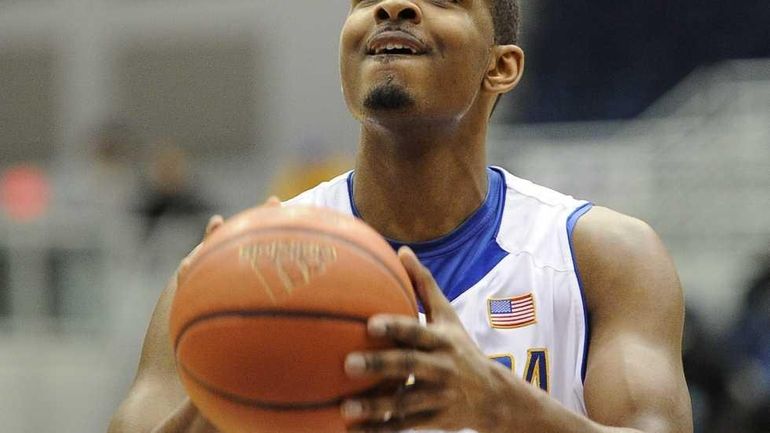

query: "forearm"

left=496, top=381, right=645, bottom=433
left=523, top=390, right=643, bottom=433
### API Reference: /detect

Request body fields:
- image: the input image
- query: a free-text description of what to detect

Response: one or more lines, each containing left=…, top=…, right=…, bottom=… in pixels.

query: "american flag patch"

left=487, top=293, right=537, bottom=329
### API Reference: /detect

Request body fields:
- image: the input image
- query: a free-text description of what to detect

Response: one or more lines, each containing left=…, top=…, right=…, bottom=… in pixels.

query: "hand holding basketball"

left=342, top=247, right=530, bottom=433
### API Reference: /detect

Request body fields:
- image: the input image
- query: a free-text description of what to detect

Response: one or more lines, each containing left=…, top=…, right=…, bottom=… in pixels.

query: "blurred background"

left=0, top=0, right=768, bottom=432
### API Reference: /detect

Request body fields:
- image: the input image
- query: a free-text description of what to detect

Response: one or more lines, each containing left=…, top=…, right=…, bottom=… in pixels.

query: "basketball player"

left=109, top=0, right=693, bottom=432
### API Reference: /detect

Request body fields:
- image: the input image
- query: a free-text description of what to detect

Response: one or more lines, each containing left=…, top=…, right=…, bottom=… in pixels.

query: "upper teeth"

left=375, top=44, right=416, bottom=54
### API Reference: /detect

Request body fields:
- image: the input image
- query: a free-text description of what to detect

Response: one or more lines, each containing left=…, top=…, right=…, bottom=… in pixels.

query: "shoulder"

left=572, top=206, right=683, bottom=321
left=573, top=206, right=662, bottom=260
left=572, top=206, right=672, bottom=282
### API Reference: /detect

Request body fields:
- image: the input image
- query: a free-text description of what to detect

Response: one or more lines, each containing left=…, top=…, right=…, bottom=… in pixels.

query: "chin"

left=363, top=82, right=415, bottom=111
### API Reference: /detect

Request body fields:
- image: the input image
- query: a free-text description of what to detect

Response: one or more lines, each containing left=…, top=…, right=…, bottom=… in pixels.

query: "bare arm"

left=523, top=206, right=692, bottom=433
left=108, top=218, right=225, bottom=433
left=107, top=274, right=217, bottom=433
left=574, top=206, right=692, bottom=432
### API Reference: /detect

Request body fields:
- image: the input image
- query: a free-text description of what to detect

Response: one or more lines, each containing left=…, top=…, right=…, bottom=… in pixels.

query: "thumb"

left=204, top=215, right=224, bottom=240
left=263, top=196, right=282, bottom=207
left=398, top=246, right=457, bottom=324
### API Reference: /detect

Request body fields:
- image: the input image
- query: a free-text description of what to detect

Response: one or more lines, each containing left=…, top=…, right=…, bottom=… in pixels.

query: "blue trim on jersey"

left=347, top=172, right=356, bottom=216
left=347, top=168, right=509, bottom=308
left=566, top=202, right=594, bottom=383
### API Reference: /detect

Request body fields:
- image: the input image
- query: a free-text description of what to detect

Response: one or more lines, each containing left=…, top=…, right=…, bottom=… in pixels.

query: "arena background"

left=0, top=1, right=768, bottom=432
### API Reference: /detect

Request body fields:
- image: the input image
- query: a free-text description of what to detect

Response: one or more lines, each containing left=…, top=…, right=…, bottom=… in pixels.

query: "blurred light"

left=0, top=164, right=51, bottom=222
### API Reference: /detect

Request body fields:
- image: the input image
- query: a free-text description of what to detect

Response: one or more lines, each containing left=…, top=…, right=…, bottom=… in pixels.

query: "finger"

left=263, top=196, right=281, bottom=207
left=398, top=247, right=456, bottom=323
left=345, top=350, right=453, bottom=383
left=342, top=387, right=454, bottom=423
left=367, top=315, right=449, bottom=350
left=204, top=215, right=224, bottom=240
left=347, top=410, right=443, bottom=433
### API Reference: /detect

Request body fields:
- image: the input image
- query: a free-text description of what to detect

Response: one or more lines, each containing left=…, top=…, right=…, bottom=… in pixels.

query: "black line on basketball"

left=173, top=309, right=368, bottom=351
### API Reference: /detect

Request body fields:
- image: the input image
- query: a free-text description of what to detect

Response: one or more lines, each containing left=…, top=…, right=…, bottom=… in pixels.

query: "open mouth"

left=365, top=31, right=428, bottom=57
left=368, top=45, right=420, bottom=56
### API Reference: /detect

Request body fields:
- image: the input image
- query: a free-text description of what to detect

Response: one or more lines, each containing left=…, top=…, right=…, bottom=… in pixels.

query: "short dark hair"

left=490, top=0, right=520, bottom=45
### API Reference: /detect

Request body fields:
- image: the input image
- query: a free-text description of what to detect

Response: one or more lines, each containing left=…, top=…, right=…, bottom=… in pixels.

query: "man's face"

left=340, top=0, right=496, bottom=122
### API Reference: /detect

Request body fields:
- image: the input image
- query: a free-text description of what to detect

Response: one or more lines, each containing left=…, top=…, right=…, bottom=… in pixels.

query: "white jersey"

left=285, top=166, right=591, bottom=424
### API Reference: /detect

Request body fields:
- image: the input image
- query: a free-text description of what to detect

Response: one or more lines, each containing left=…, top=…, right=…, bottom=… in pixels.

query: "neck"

left=353, top=114, right=489, bottom=243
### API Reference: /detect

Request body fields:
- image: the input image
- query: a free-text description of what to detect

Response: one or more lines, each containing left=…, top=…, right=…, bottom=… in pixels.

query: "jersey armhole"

left=566, top=202, right=594, bottom=383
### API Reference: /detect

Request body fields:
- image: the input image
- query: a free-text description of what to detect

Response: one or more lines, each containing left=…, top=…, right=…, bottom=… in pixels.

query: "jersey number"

left=490, top=349, right=549, bottom=392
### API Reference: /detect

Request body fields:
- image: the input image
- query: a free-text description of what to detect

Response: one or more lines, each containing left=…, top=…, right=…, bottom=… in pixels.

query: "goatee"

left=363, top=82, right=415, bottom=111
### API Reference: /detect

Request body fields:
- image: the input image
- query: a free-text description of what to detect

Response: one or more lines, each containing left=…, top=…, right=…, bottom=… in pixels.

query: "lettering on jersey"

left=489, top=354, right=515, bottom=372
left=524, top=349, right=550, bottom=393
left=239, top=241, right=338, bottom=304
left=487, top=293, right=537, bottom=329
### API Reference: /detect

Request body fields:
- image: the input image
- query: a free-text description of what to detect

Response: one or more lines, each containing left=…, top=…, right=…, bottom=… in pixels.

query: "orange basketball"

left=169, top=205, right=418, bottom=433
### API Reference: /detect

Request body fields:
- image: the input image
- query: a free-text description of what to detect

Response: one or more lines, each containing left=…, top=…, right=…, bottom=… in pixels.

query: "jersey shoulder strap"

left=282, top=171, right=353, bottom=213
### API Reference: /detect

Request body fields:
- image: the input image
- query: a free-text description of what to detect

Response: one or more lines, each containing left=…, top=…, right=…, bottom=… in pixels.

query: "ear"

left=483, top=45, right=525, bottom=95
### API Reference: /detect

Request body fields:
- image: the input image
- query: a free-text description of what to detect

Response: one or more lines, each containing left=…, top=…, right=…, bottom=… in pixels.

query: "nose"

left=374, top=0, right=422, bottom=25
